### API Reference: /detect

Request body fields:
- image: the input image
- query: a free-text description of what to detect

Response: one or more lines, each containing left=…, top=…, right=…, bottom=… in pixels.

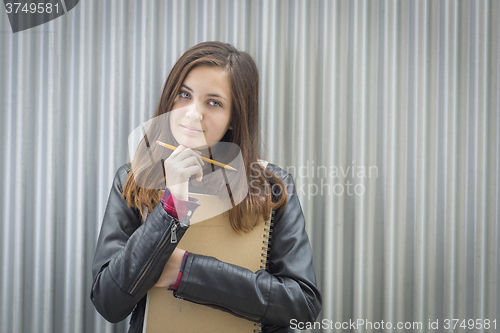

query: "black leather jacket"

left=91, top=163, right=322, bottom=332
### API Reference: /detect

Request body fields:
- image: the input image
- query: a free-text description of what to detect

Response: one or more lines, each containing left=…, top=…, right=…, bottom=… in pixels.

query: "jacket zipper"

left=129, top=220, right=180, bottom=295
left=178, top=296, right=183, bottom=312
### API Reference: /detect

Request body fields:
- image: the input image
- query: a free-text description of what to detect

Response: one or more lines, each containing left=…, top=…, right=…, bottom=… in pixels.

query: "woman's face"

left=169, top=66, right=232, bottom=149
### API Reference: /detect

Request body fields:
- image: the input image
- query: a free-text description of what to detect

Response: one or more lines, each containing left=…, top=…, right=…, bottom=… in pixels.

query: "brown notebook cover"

left=143, top=161, right=271, bottom=333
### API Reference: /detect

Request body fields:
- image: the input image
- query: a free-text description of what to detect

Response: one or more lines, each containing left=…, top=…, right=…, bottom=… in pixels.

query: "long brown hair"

left=122, top=41, right=288, bottom=232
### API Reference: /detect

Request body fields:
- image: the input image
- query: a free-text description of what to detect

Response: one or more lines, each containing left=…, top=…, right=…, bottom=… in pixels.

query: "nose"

left=185, top=104, right=203, bottom=121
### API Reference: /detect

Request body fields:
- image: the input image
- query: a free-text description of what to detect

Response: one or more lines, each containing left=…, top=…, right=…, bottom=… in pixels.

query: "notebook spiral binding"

left=253, top=209, right=275, bottom=333
left=260, top=209, right=275, bottom=270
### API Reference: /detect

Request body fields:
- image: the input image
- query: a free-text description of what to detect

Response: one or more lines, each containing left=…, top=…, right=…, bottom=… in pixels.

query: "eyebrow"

left=181, top=84, right=228, bottom=102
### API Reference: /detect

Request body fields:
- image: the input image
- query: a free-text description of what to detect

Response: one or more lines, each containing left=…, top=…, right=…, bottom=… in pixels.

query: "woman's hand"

left=163, top=144, right=204, bottom=201
left=155, top=248, right=187, bottom=287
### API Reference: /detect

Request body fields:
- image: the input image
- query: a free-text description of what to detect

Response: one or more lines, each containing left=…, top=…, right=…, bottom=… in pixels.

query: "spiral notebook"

left=143, top=160, right=273, bottom=333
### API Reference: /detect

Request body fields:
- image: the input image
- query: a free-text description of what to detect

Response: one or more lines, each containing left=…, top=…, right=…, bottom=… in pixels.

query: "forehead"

left=183, top=66, right=231, bottom=94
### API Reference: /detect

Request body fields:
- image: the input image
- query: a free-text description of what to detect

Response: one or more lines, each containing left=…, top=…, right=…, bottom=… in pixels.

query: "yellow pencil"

left=156, top=140, right=237, bottom=171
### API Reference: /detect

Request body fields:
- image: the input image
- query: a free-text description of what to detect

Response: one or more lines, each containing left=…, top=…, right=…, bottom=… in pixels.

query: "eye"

left=179, top=91, right=191, bottom=99
left=209, top=100, right=222, bottom=107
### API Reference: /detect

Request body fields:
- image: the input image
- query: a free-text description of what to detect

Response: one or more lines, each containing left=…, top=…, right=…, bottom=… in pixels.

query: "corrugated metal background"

left=1, top=1, right=498, bottom=332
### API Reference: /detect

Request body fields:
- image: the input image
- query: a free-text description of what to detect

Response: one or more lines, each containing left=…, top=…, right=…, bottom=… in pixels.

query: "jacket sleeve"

left=90, top=165, right=189, bottom=323
left=174, top=169, right=322, bottom=327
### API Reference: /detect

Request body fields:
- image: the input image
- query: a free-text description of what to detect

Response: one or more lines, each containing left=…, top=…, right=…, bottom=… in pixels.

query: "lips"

left=182, top=125, right=203, bottom=131
left=181, top=125, right=203, bottom=132
left=181, top=124, right=204, bottom=133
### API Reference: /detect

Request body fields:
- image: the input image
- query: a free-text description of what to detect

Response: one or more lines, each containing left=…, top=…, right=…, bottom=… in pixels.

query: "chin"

left=176, top=137, right=206, bottom=149
left=182, top=142, right=204, bottom=149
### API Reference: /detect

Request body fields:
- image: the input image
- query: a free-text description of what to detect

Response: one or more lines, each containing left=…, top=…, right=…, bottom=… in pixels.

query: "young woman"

left=91, top=41, right=322, bottom=333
